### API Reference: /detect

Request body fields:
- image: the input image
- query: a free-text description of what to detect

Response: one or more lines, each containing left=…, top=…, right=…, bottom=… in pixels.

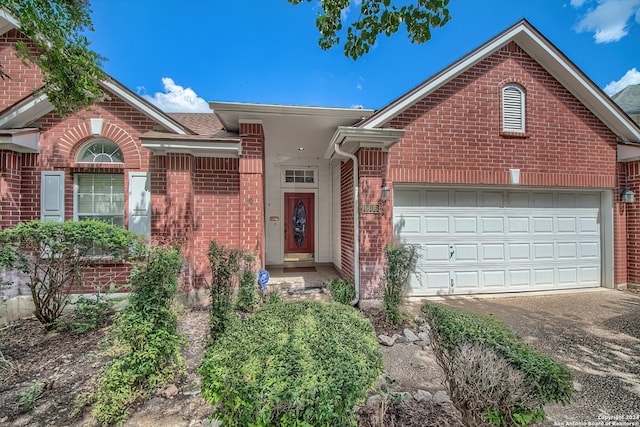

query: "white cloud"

left=350, top=104, right=364, bottom=109
left=604, top=68, right=640, bottom=95
left=573, top=0, right=640, bottom=43
left=141, top=77, right=210, bottom=113
left=340, top=0, right=363, bottom=21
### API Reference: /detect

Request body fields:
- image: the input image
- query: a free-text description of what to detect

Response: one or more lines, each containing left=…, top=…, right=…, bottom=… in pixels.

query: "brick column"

left=0, top=151, right=22, bottom=228
left=358, top=148, right=391, bottom=299
left=621, top=161, right=640, bottom=287
left=239, top=122, right=265, bottom=267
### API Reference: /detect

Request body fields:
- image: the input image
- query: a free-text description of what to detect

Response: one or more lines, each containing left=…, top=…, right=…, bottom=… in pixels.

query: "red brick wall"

left=239, top=123, right=265, bottom=267
left=340, top=159, right=355, bottom=281
left=620, top=161, right=640, bottom=286
left=0, top=151, right=22, bottom=227
left=388, top=42, right=617, bottom=188
left=0, top=29, right=43, bottom=111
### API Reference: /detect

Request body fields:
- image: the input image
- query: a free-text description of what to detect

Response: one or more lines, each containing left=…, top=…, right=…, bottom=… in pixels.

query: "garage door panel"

left=484, top=271, right=506, bottom=287
left=454, top=217, right=477, bottom=233
left=454, top=271, right=479, bottom=288
left=510, top=270, right=531, bottom=286
left=508, top=217, right=529, bottom=233
left=394, top=188, right=602, bottom=296
left=482, top=217, right=504, bottom=233
left=455, top=244, right=478, bottom=261
left=558, top=243, right=577, bottom=259
left=509, top=243, right=531, bottom=260
left=426, top=216, right=449, bottom=233
left=482, top=244, right=505, bottom=261
left=533, top=217, right=553, bottom=233
left=534, top=243, right=554, bottom=259
left=557, top=217, right=577, bottom=233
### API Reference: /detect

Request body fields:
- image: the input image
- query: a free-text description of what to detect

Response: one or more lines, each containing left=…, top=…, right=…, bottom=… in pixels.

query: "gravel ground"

left=406, top=289, right=640, bottom=426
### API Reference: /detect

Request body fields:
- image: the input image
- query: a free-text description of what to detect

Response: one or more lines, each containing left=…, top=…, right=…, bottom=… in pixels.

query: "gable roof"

left=358, top=19, right=640, bottom=144
left=612, top=84, right=640, bottom=115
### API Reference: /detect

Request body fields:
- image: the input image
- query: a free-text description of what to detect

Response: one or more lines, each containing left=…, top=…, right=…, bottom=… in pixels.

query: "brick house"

left=2, top=16, right=640, bottom=315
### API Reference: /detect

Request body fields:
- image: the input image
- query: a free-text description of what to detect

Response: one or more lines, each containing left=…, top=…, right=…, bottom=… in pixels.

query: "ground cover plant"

left=199, top=301, right=383, bottom=426
left=92, top=247, right=184, bottom=425
left=0, top=220, right=139, bottom=329
left=326, top=278, right=356, bottom=305
left=422, top=302, right=573, bottom=426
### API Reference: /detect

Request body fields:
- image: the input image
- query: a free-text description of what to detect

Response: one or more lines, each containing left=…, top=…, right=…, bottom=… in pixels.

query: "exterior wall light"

left=621, top=189, right=635, bottom=204
left=381, top=181, right=390, bottom=202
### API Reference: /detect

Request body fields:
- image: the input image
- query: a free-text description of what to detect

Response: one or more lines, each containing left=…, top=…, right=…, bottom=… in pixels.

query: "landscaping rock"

left=161, top=384, right=179, bottom=399
left=414, top=389, right=433, bottom=402
left=378, top=334, right=395, bottom=346
left=390, top=391, right=412, bottom=403
left=366, top=394, right=383, bottom=407
left=403, top=328, right=419, bottom=342
left=433, top=390, right=451, bottom=404
left=418, top=331, right=430, bottom=342
left=392, top=333, right=407, bottom=344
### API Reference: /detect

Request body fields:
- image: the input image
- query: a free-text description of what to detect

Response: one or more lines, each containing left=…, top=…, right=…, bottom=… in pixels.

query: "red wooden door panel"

left=284, top=193, right=314, bottom=254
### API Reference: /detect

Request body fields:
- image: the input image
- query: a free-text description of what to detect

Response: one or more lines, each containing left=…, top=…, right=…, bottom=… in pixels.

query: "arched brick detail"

left=59, top=121, right=142, bottom=169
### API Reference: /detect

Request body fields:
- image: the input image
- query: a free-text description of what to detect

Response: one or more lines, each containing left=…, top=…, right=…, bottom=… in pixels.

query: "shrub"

left=199, top=301, right=383, bottom=427
left=207, top=241, right=241, bottom=340
left=55, top=292, right=116, bottom=333
left=0, top=220, right=141, bottom=329
left=93, top=247, right=184, bottom=426
left=422, top=302, right=573, bottom=426
left=234, top=253, right=260, bottom=313
left=326, top=278, right=355, bottom=305
left=382, top=242, right=418, bottom=324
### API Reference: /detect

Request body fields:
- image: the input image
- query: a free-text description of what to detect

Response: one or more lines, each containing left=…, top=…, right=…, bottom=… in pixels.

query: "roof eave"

left=141, top=138, right=242, bottom=158
left=324, top=126, right=405, bottom=159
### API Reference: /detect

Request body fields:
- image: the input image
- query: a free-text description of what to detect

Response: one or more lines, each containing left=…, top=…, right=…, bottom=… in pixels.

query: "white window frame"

left=281, top=167, right=318, bottom=188
left=502, top=83, right=525, bottom=133
left=73, top=173, right=125, bottom=227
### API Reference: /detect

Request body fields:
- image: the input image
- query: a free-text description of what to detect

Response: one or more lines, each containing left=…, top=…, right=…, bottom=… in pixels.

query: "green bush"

left=382, top=242, right=418, bottom=324
left=199, top=301, right=383, bottom=427
left=55, top=293, right=116, bottom=333
left=0, top=220, right=141, bottom=329
left=207, top=241, right=241, bottom=341
left=235, top=254, right=259, bottom=313
left=422, top=302, right=573, bottom=426
left=326, top=278, right=355, bottom=305
left=93, top=247, right=184, bottom=425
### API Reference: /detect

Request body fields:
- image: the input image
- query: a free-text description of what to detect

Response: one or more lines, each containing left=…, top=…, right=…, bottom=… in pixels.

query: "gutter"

left=332, top=139, right=360, bottom=307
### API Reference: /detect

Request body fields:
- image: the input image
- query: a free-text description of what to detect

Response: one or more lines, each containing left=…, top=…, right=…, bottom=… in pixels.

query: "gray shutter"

left=502, top=85, right=524, bottom=132
left=128, top=172, right=151, bottom=236
left=41, top=171, right=65, bottom=222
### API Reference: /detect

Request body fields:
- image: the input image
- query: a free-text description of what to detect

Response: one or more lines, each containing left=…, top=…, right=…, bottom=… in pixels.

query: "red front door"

left=284, top=193, right=314, bottom=255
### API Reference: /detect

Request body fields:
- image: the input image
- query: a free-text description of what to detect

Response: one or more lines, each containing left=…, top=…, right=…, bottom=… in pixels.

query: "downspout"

left=333, top=142, right=360, bottom=306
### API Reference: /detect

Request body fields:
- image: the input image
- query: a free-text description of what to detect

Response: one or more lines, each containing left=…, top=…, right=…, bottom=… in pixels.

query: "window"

left=284, top=169, right=315, bottom=184
left=77, top=139, right=124, bottom=163
left=74, top=140, right=125, bottom=226
left=75, top=174, right=125, bottom=226
left=502, top=84, right=525, bottom=133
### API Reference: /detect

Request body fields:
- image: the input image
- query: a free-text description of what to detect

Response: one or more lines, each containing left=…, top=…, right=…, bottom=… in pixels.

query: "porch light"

left=381, top=181, right=390, bottom=202
left=621, top=189, right=635, bottom=204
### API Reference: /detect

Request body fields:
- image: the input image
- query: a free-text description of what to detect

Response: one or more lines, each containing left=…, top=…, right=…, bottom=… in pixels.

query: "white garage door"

left=393, top=188, right=602, bottom=296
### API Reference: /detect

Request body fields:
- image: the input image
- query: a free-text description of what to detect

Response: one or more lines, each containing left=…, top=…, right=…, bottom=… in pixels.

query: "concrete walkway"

left=406, top=289, right=640, bottom=425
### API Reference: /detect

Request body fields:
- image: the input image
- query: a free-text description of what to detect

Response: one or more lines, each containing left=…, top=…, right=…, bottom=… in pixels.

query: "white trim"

left=502, top=84, right=525, bottom=133
left=324, top=126, right=405, bottom=159
left=141, top=139, right=242, bottom=158
left=281, top=166, right=318, bottom=189
left=0, top=93, right=52, bottom=129
left=0, top=8, right=19, bottom=35
left=100, top=80, right=188, bottom=135
left=601, top=190, right=614, bottom=289
left=0, top=130, right=39, bottom=153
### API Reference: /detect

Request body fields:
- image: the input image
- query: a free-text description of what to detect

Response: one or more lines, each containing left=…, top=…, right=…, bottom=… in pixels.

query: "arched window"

left=77, top=139, right=124, bottom=163
left=74, top=139, right=125, bottom=226
left=502, top=84, right=525, bottom=133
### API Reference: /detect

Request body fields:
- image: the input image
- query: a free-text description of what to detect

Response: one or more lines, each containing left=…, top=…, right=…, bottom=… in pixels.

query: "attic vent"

left=502, top=84, right=525, bottom=132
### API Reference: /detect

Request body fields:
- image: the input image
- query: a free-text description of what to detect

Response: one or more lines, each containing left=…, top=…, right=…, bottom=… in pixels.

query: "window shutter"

left=502, top=85, right=525, bottom=132
left=128, top=172, right=151, bottom=236
left=41, top=171, right=65, bottom=222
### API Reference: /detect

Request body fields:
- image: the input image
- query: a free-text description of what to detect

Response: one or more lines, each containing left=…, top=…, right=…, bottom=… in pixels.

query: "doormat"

left=283, top=267, right=317, bottom=273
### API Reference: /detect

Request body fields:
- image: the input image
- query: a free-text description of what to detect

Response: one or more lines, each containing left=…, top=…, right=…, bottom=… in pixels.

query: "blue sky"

left=88, top=0, right=640, bottom=113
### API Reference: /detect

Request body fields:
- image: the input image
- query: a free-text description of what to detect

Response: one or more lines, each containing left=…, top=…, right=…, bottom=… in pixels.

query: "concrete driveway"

left=407, top=289, right=640, bottom=425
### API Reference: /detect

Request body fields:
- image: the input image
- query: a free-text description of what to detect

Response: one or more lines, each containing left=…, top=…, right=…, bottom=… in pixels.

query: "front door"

left=284, top=192, right=314, bottom=258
